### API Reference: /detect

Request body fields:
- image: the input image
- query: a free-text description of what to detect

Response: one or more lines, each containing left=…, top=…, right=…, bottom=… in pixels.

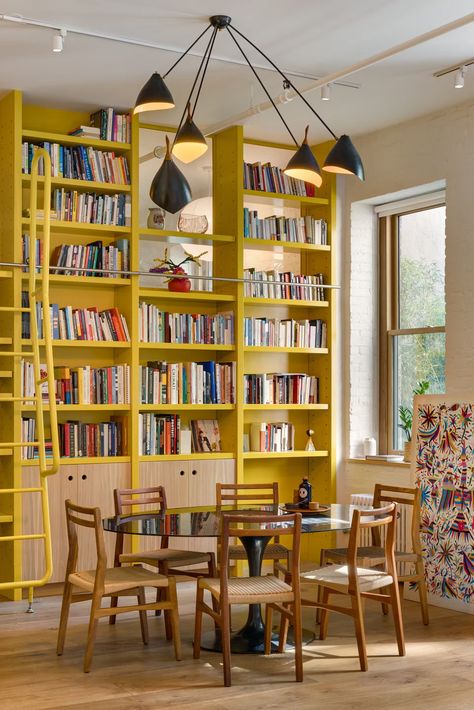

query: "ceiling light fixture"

left=454, top=66, right=465, bottom=88
left=134, top=15, right=365, bottom=212
left=321, top=84, right=331, bottom=101
left=52, top=29, right=66, bottom=53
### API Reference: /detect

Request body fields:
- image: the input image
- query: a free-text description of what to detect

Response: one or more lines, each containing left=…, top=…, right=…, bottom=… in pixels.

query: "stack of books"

left=138, top=413, right=180, bottom=455
left=68, top=125, right=101, bottom=139
left=244, top=317, right=327, bottom=348
left=58, top=420, right=125, bottom=457
left=243, top=208, right=328, bottom=244
left=244, top=372, right=319, bottom=405
left=140, top=361, right=236, bottom=405
left=51, top=189, right=131, bottom=226
left=249, top=421, right=295, bottom=452
left=243, top=161, right=315, bottom=196
left=22, top=142, right=130, bottom=184
left=244, top=269, right=325, bottom=301
left=50, top=238, right=130, bottom=277
left=89, top=108, right=131, bottom=143
left=139, top=305, right=234, bottom=345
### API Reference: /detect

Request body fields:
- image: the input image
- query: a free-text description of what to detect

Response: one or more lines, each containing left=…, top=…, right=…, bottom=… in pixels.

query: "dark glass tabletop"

left=103, top=503, right=358, bottom=537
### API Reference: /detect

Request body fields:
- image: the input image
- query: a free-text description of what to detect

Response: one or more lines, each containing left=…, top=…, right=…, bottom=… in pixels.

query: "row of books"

left=139, top=413, right=181, bottom=455
left=51, top=239, right=129, bottom=277
left=244, top=317, right=327, bottom=349
left=20, top=361, right=130, bottom=405
left=140, top=361, right=236, bottom=405
left=21, top=295, right=130, bottom=342
left=243, top=209, right=328, bottom=244
left=243, top=161, right=315, bottom=197
left=138, top=305, right=234, bottom=345
left=244, top=269, right=326, bottom=301
left=22, top=142, right=130, bottom=184
left=249, top=421, right=295, bottom=452
left=21, top=418, right=125, bottom=458
left=244, top=373, right=319, bottom=405
left=51, top=189, right=131, bottom=226
left=88, top=108, right=131, bottom=143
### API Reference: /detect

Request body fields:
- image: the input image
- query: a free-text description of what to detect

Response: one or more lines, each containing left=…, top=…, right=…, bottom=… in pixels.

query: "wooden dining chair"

left=56, top=500, right=181, bottom=673
left=110, top=486, right=216, bottom=637
left=318, top=484, right=429, bottom=625
left=194, top=511, right=302, bottom=686
left=299, top=502, right=405, bottom=671
left=216, top=482, right=290, bottom=575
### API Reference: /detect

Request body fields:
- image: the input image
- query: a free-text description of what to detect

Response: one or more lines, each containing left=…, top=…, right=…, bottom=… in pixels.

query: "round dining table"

left=103, top=503, right=357, bottom=654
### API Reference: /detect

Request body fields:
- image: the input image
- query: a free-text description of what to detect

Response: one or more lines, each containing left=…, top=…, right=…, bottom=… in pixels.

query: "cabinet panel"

left=188, top=459, right=235, bottom=555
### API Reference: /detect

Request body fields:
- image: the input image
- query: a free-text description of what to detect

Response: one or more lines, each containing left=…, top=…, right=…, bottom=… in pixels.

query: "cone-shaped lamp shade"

left=323, top=134, right=365, bottom=180
left=149, top=137, right=192, bottom=213
left=134, top=73, right=175, bottom=114
left=172, top=104, right=208, bottom=163
left=284, top=126, right=322, bottom=188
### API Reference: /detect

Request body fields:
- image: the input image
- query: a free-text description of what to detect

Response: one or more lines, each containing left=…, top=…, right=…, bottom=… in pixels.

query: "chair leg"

left=264, top=604, right=273, bottom=655
left=351, top=594, right=368, bottom=672
left=137, top=587, right=149, bottom=645
left=83, top=592, right=102, bottom=673
left=56, top=580, right=73, bottom=655
left=319, top=587, right=330, bottom=640
left=193, top=583, right=204, bottom=659
left=221, top=603, right=232, bottom=687
left=316, top=549, right=328, bottom=624
left=278, top=603, right=290, bottom=653
left=293, top=599, right=303, bottom=683
left=389, top=582, right=406, bottom=657
left=416, top=560, right=430, bottom=625
left=167, top=578, right=182, bottom=661
left=109, top=594, right=119, bottom=625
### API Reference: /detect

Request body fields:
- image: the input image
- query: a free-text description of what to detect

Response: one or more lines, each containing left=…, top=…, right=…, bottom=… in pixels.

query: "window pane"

left=392, top=332, right=445, bottom=449
left=398, top=206, right=446, bottom=329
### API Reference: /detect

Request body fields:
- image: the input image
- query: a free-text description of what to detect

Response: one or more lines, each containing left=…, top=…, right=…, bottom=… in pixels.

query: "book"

left=190, top=419, right=221, bottom=453
left=68, top=125, right=101, bottom=137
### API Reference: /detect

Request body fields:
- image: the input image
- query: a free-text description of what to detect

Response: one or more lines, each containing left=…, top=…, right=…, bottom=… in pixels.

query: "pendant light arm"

left=190, top=25, right=219, bottom=118
left=163, top=23, right=213, bottom=78
left=172, top=25, right=218, bottom=146
left=225, top=27, right=298, bottom=146
left=229, top=22, right=338, bottom=140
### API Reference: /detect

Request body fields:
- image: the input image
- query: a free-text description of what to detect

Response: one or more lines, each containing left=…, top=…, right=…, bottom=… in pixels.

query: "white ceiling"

left=0, top=1, right=473, bottom=143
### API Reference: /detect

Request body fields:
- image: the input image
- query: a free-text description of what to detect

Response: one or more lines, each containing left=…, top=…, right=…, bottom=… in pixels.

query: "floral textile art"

left=414, top=398, right=474, bottom=604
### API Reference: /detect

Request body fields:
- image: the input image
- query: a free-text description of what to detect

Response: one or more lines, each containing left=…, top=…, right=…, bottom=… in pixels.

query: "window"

left=378, top=196, right=446, bottom=452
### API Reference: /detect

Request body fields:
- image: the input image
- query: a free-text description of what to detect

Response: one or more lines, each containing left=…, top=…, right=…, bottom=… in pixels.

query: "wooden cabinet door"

left=77, top=462, right=130, bottom=570
left=22, top=465, right=77, bottom=584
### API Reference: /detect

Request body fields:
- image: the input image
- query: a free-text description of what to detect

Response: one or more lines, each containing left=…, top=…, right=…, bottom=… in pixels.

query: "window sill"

left=347, top=457, right=411, bottom=468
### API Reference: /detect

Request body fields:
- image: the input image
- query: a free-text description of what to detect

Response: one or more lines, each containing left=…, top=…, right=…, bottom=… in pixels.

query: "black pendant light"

left=134, top=72, right=175, bottom=114
left=172, top=103, right=208, bottom=163
left=149, top=136, right=192, bottom=213
left=284, top=126, right=322, bottom=188
left=323, top=134, right=365, bottom=180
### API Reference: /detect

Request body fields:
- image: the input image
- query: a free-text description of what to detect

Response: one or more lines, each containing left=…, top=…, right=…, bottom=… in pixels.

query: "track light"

left=52, top=29, right=66, bottom=53
left=321, top=84, right=331, bottom=101
left=454, top=66, right=465, bottom=89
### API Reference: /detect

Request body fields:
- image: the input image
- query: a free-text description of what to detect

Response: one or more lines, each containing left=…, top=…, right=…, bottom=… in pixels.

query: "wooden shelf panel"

left=139, top=403, right=235, bottom=411
left=22, top=129, right=131, bottom=152
left=0, top=514, right=14, bottom=524
left=22, top=274, right=131, bottom=287
left=244, top=297, right=329, bottom=308
left=139, top=288, right=234, bottom=303
left=139, top=452, right=234, bottom=462
left=244, top=346, right=328, bottom=354
left=140, top=343, right=235, bottom=351
left=243, top=237, right=330, bottom=252
left=0, top=338, right=13, bottom=345
left=22, top=174, right=131, bottom=194
left=140, top=227, right=234, bottom=244
left=21, top=456, right=130, bottom=466
left=243, top=189, right=328, bottom=207
left=21, top=404, right=130, bottom=412
left=0, top=270, right=13, bottom=279
left=243, top=450, right=328, bottom=459
left=243, top=403, right=329, bottom=410
left=21, top=219, right=131, bottom=235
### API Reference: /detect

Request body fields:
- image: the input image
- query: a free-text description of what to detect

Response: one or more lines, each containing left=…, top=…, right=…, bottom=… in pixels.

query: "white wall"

left=337, top=98, right=474, bottom=500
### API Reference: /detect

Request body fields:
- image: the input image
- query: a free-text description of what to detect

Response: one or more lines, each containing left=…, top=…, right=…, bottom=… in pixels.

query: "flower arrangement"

left=149, top=248, right=208, bottom=292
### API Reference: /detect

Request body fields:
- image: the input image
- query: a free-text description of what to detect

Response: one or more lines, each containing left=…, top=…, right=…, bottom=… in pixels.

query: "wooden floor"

left=0, top=583, right=472, bottom=710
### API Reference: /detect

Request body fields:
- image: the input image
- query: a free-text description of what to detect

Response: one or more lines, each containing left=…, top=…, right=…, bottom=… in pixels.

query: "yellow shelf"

left=140, top=342, right=235, bottom=351
left=243, top=237, right=330, bottom=252
left=22, top=174, right=131, bottom=194
left=22, top=129, right=131, bottom=152
left=21, top=404, right=130, bottom=412
left=0, top=371, right=13, bottom=378
left=22, top=273, right=131, bottom=287
left=243, top=403, right=329, bottom=410
left=243, top=189, right=328, bottom=206
left=0, top=338, right=13, bottom=345
left=0, top=449, right=13, bottom=456
left=140, top=227, right=234, bottom=244
left=21, top=218, right=131, bottom=235
left=21, top=456, right=131, bottom=466
left=244, top=297, right=329, bottom=308
left=139, top=288, right=234, bottom=303
left=243, top=450, right=329, bottom=459
left=139, top=403, right=235, bottom=411
left=0, top=270, right=13, bottom=279
left=22, top=339, right=131, bottom=349
left=139, top=452, right=234, bottom=462
left=244, top=346, right=328, bottom=354
left=0, top=514, right=14, bottom=523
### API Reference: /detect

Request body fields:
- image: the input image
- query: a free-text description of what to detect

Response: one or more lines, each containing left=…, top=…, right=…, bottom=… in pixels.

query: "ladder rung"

left=0, top=441, right=41, bottom=447
left=0, top=533, right=46, bottom=542
left=0, top=352, right=34, bottom=356
left=0, top=307, right=30, bottom=313
left=0, top=371, right=13, bottom=378
left=0, top=487, right=43, bottom=494
left=0, top=396, right=38, bottom=402
left=30, top=289, right=42, bottom=298
left=0, top=449, right=13, bottom=456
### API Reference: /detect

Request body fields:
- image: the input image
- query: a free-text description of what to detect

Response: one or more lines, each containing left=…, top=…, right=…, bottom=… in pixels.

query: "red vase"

left=168, top=268, right=191, bottom=292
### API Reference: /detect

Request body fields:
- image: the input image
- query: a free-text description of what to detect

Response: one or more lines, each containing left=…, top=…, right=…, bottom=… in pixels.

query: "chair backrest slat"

left=114, top=486, right=167, bottom=515
left=64, top=499, right=107, bottom=592
left=372, top=484, right=420, bottom=551
left=347, top=502, right=397, bottom=592
left=216, top=482, right=279, bottom=506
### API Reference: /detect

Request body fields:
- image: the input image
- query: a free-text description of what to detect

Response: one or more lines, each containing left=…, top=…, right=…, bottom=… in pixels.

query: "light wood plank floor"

left=0, top=583, right=472, bottom=710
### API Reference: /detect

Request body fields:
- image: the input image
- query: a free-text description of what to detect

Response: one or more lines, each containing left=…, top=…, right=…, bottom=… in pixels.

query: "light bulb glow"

left=454, top=66, right=465, bottom=89
left=284, top=167, right=322, bottom=188
left=321, top=84, right=331, bottom=101
left=172, top=141, right=208, bottom=164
